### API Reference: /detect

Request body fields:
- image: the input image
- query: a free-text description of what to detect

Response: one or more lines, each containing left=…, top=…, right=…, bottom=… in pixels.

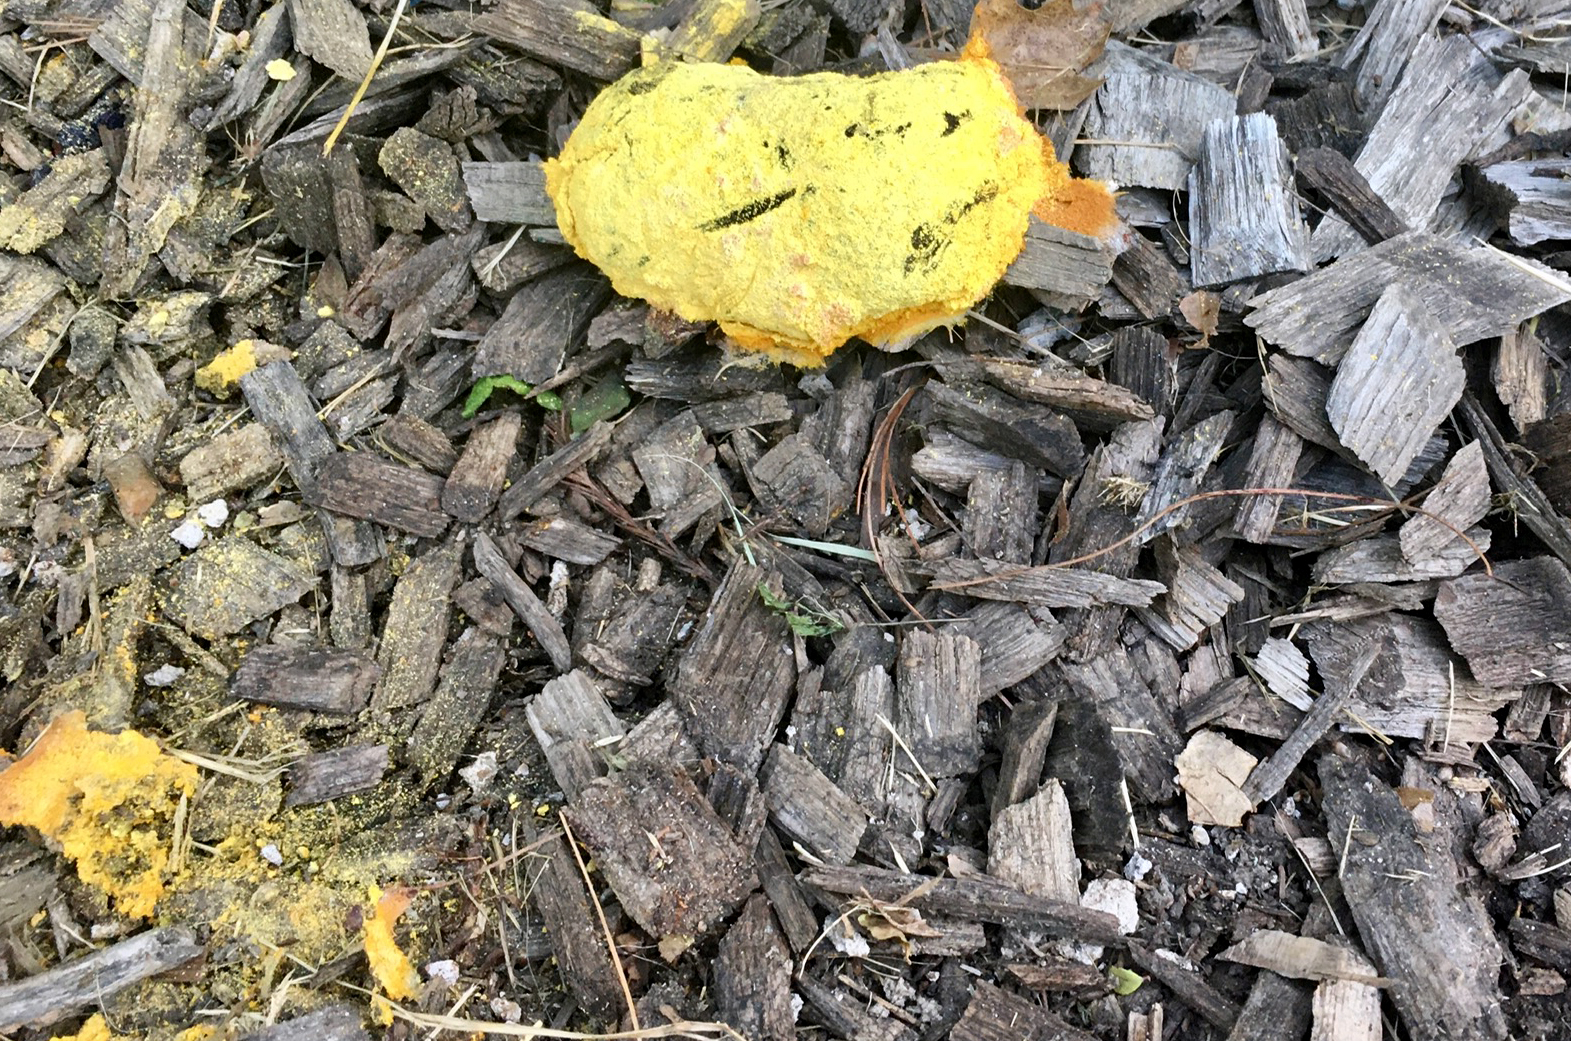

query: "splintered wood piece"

left=754, top=826, right=820, bottom=953
left=1134, top=411, right=1235, bottom=544
left=1224, top=971, right=1313, bottom=1041
left=796, top=974, right=915, bottom=1041
left=1312, top=530, right=1491, bottom=585
left=497, top=421, right=614, bottom=520
left=284, top=745, right=389, bottom=807
left=1111, top=233, right=1186, bottom=322
left=1005, top=960, right=1115, bottom=998
left=179, top=423, right=285, bottom=503
left=441, top=412, right=520, bottom=522
left=988, top=779, right=1079, bottom=902
left=976, top=357, right=1156, bottom=432
left=1127, top=943, right=1241, bottom=1031
left=930, top=558, right=1166, bottom=609
left=1400, top=441, right=1489, bottom=564
left=1335, top=0, right=1445, bottom=106
left=952, top=980, right=1098, bottom=1041
left=287, top=0, right=372, bottom=79
left=528, top=828, right=625, bottom=1020
left=1245, top=637, right=1377, bottom=803
left=1107, top=325, right=1176, bottom=415
left=1474, top=157, right=1571, bottom=245
left=1252, top=637, right=1312, bottom=710
left=801, top=864, right=1126, bottom=943
left=1253, top=0, right=1316, bottom=59
left=1189, top=113, right=1309, bottom=286
left=631, top=409, right=724, bottom=537
left=1436, top=556, right=1571, bottom=687
left=927, top=380, right=1086, bottom=478
left=0, top=926, right=202, bottom=1032
left=1459, top=394, right=1571, bottom=568
left=1293, top=146, right=1408, bottom=245
left=1318, top=754, right=1509, bottom=1040
left=230, top=645, right=380, bottom=715
left=1138, top=539, right=1246, bottom=651
left=161, top=536, right=315, bottom=639
left=692, top=391, right=795, bottom=433
left=1313, top=977, right=1383, bottom=1041
left=895, top=630, right=984, bottom=776
left=517, top=515, right=622, bottom=565
left=473, top=263, right=610, bottom=384
left=407, top=627, right=508, bottom=787
left=1080, top=43, right=1236, bottom=190
left=949, top=602, right=1066, bottom=693
left=0, top=150, right=109, bottom=254
left=760, top=744, right=868, bottom=865
left=749, top=432, right=851, bottom=538
left=1246, top=232, right=1571, bottom=366
left=472, top=531, right=572, bottom=672
left=1312, top=35, right=1532, bottom=261
left=464, top=160, right=555, bottom=225
left=380, top=128, right=472, bottom=233
left=374, top=537, right=463, bottom=711
left=1326, top=285, right=1462, bottom=486
left=377, top=415, right=458, bottom=475
left=577, top=578, right=686, bottom=685
left=1061, top=647, right=1183, bottom=802
left=669, top=563, right=795, bottom=773
left=962, top=461, right=1037, bottom=565
left=474, top=0, right=642, bottom=80
left=236, top=1004, right=370, bottom=1041
left=311, top=452, right=450, bottom=537
left=1233, top=415, right=1304, bottom=542
left=569, top=762, right=757, bottom=947
left=1221, top=929, right=1391, bottom=985
left=1000, top=217, right=1119, bottom=304
left=714, top=894, right=793, bottom=1041
left=239, top=361, right=381, bottom=565
left=525, top=670, right=625, bottom=801
left=993, top=697, right=1059, bottom=819
left=1495, top=323, right=1549, bottom=430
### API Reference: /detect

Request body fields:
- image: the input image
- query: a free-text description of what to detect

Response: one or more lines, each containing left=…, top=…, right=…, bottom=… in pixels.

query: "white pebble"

left=170, top=520, right=205, bottom=549
left=259, top=844, right=283, bottom=866
left=144, top=664, right=186, bottom=687
left=197, top=498, right=230, bottom=528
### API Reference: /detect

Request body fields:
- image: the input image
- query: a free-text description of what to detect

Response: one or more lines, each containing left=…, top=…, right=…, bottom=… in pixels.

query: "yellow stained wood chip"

left=545, top=44, right=1115, bottom=365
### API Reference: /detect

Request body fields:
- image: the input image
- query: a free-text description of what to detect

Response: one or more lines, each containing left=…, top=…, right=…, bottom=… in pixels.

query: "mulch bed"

left=3, top=0, right=1571, bottom=1038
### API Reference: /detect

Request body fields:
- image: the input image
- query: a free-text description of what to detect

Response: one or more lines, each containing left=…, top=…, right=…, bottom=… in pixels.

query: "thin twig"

left=559, top=811, right=640, bottom=1032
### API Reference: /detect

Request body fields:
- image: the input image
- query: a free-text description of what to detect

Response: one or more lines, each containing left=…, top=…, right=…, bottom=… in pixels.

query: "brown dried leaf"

left=1179, top=290, right=1221, bottom=346
left=969, top=0, right=1109, bottom=111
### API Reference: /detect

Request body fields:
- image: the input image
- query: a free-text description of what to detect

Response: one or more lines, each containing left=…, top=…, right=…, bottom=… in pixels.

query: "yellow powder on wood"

left=0, top=711, right=197, bottom=919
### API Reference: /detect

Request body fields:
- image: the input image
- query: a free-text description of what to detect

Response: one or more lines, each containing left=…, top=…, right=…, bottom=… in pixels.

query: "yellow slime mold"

left=545, top=42, right=1116, bottom=366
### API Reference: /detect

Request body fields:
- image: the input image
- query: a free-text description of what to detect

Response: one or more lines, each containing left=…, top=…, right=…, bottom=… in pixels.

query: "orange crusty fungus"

left=0, top=711, right=198, bottom=919
left=364, top=883, right=422, bottom=1017
left=544, top=36, right=1117, bottom=367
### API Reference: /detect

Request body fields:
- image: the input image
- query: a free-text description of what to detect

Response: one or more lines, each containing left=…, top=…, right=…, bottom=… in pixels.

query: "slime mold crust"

left=545, top=44, right=1116, bottom=366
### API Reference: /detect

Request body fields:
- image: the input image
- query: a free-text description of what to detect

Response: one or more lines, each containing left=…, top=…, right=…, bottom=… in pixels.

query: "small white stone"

left=196, top=498, right=230, bottom=528
left=259, top=844, right=283, bottom=866
left=490, top=997, right=522, bottom=1024
left=829, top=929, right=870, bottom=958
left=144, top=664, right=186, bottom=687
left=459, top=751, right=499, bottom=791
left=1190, top=824, right=1211, bottom=846
left=1123, top=851, right=1153, bottom=882
left=425, top=959, right=461, bottom=987
left=1083, top=878, right=1139, bottom=935
left=170, top=520, right=205, bottom=549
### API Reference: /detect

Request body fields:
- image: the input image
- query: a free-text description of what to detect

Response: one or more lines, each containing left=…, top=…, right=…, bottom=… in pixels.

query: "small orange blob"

left=364, top=884, right=422, bottom=1006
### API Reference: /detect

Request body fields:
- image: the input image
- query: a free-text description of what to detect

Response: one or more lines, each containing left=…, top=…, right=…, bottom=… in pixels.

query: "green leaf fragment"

left=462, top=374, right=564, bottom=418
left=1109, top=966, right=1143, bottom=996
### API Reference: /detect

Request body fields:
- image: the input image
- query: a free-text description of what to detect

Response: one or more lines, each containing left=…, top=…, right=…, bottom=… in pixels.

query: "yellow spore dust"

left=364, top=884, right=422, bottom=1005
left=0, top=711, right=198, bottom=919
left=545, top=49, right=1116, bottom=366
